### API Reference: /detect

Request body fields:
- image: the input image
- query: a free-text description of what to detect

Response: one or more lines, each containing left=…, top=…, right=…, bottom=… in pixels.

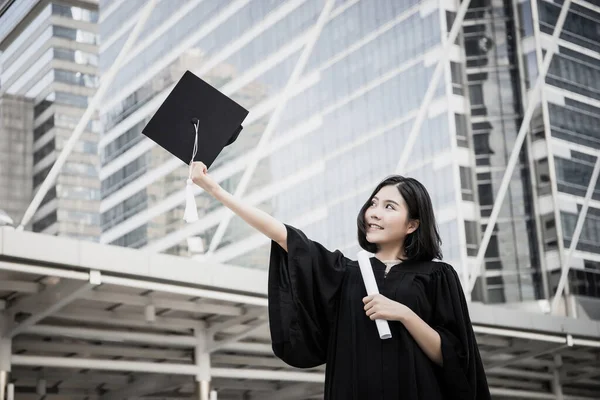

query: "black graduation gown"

left=268, top=225, right=491, bottom=400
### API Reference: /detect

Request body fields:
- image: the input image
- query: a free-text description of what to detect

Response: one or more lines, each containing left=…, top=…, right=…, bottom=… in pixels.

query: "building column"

left=194, top=327, right=211, bottom=400
left=195, top=380, right=210, bottom=400
left=552, top=355, right=564, bottom=400
left=0, top=371, right=6, bottom=400
left=0, top=337, right=11, bottom=400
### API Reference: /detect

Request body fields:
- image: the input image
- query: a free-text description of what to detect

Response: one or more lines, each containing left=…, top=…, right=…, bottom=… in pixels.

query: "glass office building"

left=99, top=0, right=600, bottom=312
left=517, top=0, right=600, bottom=314
left=0, top=0, right=101, bottom=240
left=99, top=0, right=471, bottom=273
left=459, top=0, right=600, bottom=312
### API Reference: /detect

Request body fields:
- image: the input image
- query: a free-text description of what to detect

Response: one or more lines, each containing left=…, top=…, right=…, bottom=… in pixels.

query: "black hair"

left=357, top=175, right=442, bottom=262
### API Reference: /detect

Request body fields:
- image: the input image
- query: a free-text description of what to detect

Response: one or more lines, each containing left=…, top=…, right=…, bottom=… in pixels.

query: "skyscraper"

left=98, top=0, right=600, bottom=315
left=0, top=0, right=101, bottom=240
left=99, top=0, right=469, bottom=264
left=516, top=0, right=600, bottom=316
left=0, top=93, right=33, bottom=227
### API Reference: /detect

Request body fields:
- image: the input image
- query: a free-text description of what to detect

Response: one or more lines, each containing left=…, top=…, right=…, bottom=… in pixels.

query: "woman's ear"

left=407, top=219, right=419, bottom=234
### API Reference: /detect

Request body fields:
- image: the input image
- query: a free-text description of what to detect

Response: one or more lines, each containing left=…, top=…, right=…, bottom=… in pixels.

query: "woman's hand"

left=190, top=162, right=220, bottom=195
left=363, top=294, right=412, bottom=322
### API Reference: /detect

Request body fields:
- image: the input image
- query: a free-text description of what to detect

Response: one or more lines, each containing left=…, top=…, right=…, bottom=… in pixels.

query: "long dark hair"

left=357, top=175, right=442, bottom=262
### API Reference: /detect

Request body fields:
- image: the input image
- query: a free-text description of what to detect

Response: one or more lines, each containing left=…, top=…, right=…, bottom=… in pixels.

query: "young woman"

left=191, top=162, right=490, bottom=400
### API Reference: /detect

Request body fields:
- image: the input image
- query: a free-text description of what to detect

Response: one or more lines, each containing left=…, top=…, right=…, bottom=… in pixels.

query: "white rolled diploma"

left=357, top=250, right=392, bottom=339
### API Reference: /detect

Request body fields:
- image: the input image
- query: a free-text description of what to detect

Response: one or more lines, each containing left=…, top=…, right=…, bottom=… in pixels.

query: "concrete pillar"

left=0, top=337, right=11, bottom=400
left=195, top=380, right=210, bottom=400
left=0, top=371, right=6, bottom=400
left=194, top=326, right=211, bottom=400
left=6, top=383, right=13, bottom=400
left=552, top=355, right=564, bottom=400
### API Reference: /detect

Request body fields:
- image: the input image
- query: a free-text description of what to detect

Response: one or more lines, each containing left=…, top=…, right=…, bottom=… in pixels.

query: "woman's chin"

left=366, top=232, right=383, bottom=244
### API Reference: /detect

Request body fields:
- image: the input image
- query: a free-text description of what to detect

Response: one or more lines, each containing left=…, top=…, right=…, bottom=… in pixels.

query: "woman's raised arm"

left=191, top=162, right=288, bottom=251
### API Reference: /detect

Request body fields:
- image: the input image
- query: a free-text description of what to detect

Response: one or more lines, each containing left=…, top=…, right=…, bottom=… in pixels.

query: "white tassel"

left=184, top=119, right=200, bottom=223
left=183, top=178, right=198, bottom=223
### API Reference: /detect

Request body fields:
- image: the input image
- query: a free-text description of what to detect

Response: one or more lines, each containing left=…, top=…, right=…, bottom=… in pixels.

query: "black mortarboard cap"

left=142, top=70, right=249, bottom=169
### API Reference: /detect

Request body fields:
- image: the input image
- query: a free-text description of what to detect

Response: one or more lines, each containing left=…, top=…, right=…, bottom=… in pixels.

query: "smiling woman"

left=191, top=163, right=491, bottom=400
left=357, top=175, right=443, bottom=264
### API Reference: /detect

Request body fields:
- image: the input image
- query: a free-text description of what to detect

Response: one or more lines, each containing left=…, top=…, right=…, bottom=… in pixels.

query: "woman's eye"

left=386, top=204, right=395, bottom=210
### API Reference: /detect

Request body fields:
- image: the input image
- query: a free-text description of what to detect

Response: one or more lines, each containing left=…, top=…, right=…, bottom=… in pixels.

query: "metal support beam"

left=10, top=355, right=324, bottom=382
left=562, top=368, right=600, bottom=385
left=214, top=341, right=272, bottom=355
left=14, top=339, right=189, bottom=360
left=258, top=383, right=323, bottom=400
left=211, top=354, right=287, bottom=369
left=47, top=308, right=205, bottom=331
left=22, top=324, right=275, bottom=355
left=6, top=272, right=100, bottom=338
left=486, top=343, right=568, bottom=371
left=488, top=387, right=555, bottom=399
left=395, top=0, right=472, bottom=174
left=99, top=275, right=268, bottom=308
left=18, top=0, right=158, bottom=230
left=207, top=321, right=268, bottom=353
left=207, top=308, right=265, bottom=336
left=24, top=324, right=197, bottom=347
left=468, top=0, right=573, bottom=294
left=550, top=153, right=600, bottom=314
left=11, top=355, right=200, bottom=375
left=101, top=375, right=188, bottom=400
left=0, top=281, right=40, bottom=294
left=81, top=291, right=245, bottom=317
left=206, top=0, right=335, bottom=254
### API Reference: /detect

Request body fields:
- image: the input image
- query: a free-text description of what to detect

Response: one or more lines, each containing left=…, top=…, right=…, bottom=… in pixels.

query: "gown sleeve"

left=268, top=224, right=347, bottom=369
left=430, top=264, right=491, bottom=400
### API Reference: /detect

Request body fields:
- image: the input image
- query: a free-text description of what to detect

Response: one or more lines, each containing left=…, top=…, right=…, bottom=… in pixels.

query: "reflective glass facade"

left=513, top=0, right=600, bottom=307
left=463, top=0, right=542, bottom=304
left=0, top=1, right=100, bottom=240
left=98, top=0, right=600, bottom=309
left=98, top=0, right=469, bottom=275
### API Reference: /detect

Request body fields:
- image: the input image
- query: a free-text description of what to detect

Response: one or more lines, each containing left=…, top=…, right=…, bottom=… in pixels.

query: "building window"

left=455, top=113, right=469, bottom=148
left=34, top=115, right=55, bottom=141
left=53, top=26, right=98, bottom=45
left=54, top=48, right=98, bottom=66
left=33, top=139, right=55, bottom=164
left=55, top=69, right=98, bottom=88
left=33, top=211, right=57, bottom=232
left=450, top=62, right=465, bottom=95
left=460, top=166, right=475, bottom=201
left=464, top=220, right=479, bottom=256
left=110, top=224, right=148, bottom=248
left=52, top=4, right=99, bottom=23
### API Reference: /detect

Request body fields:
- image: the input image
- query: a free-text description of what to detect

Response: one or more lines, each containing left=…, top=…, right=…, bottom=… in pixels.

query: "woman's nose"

left=368, top=208, right=381, bottom=220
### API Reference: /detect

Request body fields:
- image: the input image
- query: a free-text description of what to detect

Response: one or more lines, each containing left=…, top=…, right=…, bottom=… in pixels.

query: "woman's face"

left=364, top=185, right=418, bottom=251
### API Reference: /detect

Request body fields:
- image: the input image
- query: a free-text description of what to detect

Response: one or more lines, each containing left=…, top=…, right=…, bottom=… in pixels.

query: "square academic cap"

left=142, top=70, right=249, bottom=169
left=142, top=70, right=249, bottom=223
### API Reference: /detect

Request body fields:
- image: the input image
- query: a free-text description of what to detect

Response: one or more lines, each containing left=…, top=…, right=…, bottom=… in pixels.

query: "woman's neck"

left=375, top=245, right=404, bottom=262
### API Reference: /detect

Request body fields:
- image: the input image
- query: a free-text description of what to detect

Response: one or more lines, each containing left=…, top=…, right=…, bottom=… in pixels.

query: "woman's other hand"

left=363, top=294, right=412, bottom=322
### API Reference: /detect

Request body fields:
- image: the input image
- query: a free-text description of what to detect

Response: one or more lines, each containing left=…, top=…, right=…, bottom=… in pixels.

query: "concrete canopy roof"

left=0, top=227, right=598, bottom=400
